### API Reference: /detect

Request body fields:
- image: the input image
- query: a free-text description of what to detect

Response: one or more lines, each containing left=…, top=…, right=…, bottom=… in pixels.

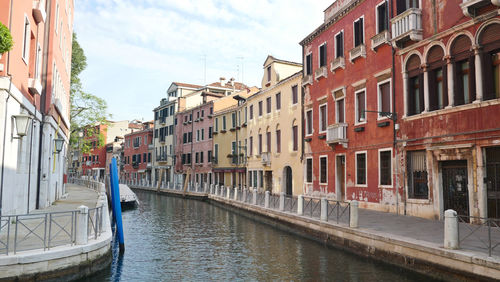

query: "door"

left=285, top=166, right=293, bottom=195
left=486, top=147, right=500, bottom=220
left=336, top=155, right=345, bottom=201
left=442, top=160, right=469, bottom=217
left=265, top=171, right=272, bottom=192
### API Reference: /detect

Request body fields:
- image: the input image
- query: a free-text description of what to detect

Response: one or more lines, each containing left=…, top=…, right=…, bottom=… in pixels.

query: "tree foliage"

left=70, top=33, right=109, bottom=153
left=0, top=22, right=14, bottom=54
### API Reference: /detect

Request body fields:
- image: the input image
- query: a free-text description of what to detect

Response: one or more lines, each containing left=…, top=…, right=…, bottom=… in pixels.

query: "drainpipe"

left=300, top=45, right=305, bottom=163
left=0, top=0, right=15, bottom=217
left=36, top=0, right=52, bottom=209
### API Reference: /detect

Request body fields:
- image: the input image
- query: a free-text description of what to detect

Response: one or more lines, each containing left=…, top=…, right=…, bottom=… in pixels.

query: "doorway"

left=486, top=147, right=500, bottom=220
left=336, top=155, right=345, bottom=201
left=442, top=160, right=469, bottom=217
left=284, top=166, right=293, bottom=195
left=265, top=171, right=272, bottom=192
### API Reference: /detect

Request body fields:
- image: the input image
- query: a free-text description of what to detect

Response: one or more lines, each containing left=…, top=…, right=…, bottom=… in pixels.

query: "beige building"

left=212, top=87, right=259, bottom=187
left=246, top=56, right=303, bottom=195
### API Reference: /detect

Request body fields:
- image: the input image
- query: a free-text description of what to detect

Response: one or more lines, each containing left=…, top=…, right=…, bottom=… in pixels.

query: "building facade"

left=123, top=123, right=153, bottom=183
left=246, top=56, right=303, bottom=195
left=0, top=0, right=73, bottom=215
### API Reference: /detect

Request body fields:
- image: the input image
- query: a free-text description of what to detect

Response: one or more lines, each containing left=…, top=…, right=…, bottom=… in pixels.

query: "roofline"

left=246, top=71, right=302, bottom=102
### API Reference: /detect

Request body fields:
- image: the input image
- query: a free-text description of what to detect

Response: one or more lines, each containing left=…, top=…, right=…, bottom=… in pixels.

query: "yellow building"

left=212, top=87, right=259, bottom=187
left=246, top=56, right=303, bottom=195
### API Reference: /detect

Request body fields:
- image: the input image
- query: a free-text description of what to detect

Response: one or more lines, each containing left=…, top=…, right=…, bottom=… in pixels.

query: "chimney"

left=219, top=77, right=226, bottom=86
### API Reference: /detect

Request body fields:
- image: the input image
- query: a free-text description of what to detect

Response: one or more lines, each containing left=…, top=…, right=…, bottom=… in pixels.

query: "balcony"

left=302, top=74, right=313, bottom=87
left=261, top=152, right=271, bottom=166
left=314, top=66, right=327, bottom=80
left=148, top=143, right=154, bottom=150
left=460, top=0, right=498, bottom=17
left=32, top=1, right=46, bottom=24
left=159, top=116, right=166, bottom=124
left=330, top=57, right=345, bottom=73
left=391, top=8, right=422, bottom=48
left=371, top=30, right=390, bottom=51
left=28, top=78, right=42, bottom=95
left=349, top=44, right=366, bottom=62
left=326, top=123, right=348, bottom=147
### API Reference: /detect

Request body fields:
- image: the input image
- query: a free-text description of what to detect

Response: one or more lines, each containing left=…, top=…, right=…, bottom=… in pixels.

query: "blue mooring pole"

left=109, top=157, right=125, bottom=253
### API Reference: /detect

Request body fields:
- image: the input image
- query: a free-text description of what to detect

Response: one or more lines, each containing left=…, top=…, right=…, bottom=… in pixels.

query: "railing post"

left=265, top=191, right=270, bottom=208
left=253, top=189, right=257, bottom=205
left=226, top=186, right=231, bottom=199
left=215, top=185, right=219, bottom=196
left=298, top=195, right=304, bottom=215
left=321, top=198, right=328, bottom=221
left=350, top=200, right=359, bottom=228
left=279, top=192, right=285, bottom=211
left=444, top=209, right=459, bottom=250
left=76, top=205, right=89, bottom=245
left=234, top=187, right=238, bottom=200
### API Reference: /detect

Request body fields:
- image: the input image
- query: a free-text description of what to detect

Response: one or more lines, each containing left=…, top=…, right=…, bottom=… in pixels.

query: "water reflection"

left=83, top=191, right=436, bottom=281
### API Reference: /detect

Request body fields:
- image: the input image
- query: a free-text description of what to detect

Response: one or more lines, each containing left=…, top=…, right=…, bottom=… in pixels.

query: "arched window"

left=451, top=35, right=475, bottom=105
left=427, top=45, right=448, bottom=110
left=406, top=54, right=424, bottom=116
left=479, top=23, right=500, bottom=101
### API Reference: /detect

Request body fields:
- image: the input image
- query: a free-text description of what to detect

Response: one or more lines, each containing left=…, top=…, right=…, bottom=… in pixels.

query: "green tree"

left=70, top=33, right=109, bottom=153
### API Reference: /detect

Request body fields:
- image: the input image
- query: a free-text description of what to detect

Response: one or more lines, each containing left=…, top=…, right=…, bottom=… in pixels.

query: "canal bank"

left=129, top=184, right=500, bottom=281
left=0, top=183, right=112, bottom=281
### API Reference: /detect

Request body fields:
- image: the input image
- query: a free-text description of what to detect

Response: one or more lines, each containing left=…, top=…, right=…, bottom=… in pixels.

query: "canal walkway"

left=128, top=183, right=500, bottom=280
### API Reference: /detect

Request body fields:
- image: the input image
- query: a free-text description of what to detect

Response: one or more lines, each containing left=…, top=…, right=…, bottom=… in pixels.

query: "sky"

left=74, top=0, right=333, bottom=121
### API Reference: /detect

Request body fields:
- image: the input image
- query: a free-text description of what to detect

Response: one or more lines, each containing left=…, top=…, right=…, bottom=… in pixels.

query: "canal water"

left=84, top=190, right=437, bottom=281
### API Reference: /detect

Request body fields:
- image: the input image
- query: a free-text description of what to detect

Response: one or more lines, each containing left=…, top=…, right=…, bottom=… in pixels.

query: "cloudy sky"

left=74, top=0, right=333, bottom=121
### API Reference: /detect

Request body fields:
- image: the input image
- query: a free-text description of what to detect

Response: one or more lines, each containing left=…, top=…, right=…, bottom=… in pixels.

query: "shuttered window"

left=378, top=81, right=391, bottom=115
left=354, top=18, right=364, bottom=47
left=319, top=43, right=327, bottom=67
left=335, top=32, right=344, bottom=58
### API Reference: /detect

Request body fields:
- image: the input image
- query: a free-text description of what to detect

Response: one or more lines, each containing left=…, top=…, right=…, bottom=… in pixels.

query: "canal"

left=85, top=190, right=436, bottom=281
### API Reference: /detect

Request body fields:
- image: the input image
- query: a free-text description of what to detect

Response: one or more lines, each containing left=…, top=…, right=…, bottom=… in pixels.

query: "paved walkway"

left=0, top=184, right=99, bottom=254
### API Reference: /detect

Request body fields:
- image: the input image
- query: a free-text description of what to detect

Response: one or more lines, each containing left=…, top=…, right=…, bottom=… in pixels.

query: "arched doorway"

left=283, top=166, right=293, bottom=195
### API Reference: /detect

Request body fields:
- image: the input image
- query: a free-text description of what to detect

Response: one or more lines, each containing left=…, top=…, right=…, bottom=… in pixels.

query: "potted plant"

left=0, top=22, right=13, bottom=57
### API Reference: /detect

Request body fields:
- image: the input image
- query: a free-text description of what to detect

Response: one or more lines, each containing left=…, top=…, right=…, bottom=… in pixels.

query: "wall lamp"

left=54, top=138, right=64, bottom=154
left=12, top=114, right=33, bottom=139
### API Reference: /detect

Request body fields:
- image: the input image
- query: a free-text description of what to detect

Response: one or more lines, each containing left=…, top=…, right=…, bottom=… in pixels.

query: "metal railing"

left=88, top=206, right=104, bottom=240
left=284, top=195, right=297, bottom=213
left=326, top=200, right=350, bottom=224
left=457, top=215, right=500, bottom=257
left=256, top=193, right=265, bottom=206
left=269, top=194, right=280, bottom=209
left=68, top=177, right=104, bottom=193
left=303, top=197, right=321, bottom=219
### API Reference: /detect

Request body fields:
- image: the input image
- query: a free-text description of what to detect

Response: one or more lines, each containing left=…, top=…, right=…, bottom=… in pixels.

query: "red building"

left=81, top=124, right=108, bottom=180
left=300, top=0, right=396, bottom=212
left=123, top=123, right=153, bottom=183
left=393, top=0, right=500, bottom=220
left=175, top=100, right=216, bottom=188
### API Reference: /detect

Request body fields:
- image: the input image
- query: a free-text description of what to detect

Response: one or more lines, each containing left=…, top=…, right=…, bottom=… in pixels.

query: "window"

left=209, top=127, right=213, bottom=139
left=214, top=144, right=219, bottom=163
left=249, top=136, right=253, bottom=156
left=267, top=65, right=272, bottom=82
left=276, top=92, right=281, bottom=110
left=320, top=156, right=327, bottom=184
left=35, top=44, right=42, bottom=80
left=266, top=97, right=271, bottom=114
left=336, top=98, right=345, bottom=123
left=232, top=112, right=236, bottom=128
left=292, top=125, right=298, bottom=151
left=319, top=43, right=327, bottom=67
left=215, top=118, right=219, bottom=131
left=200, top=152, right=204, bottom=163
left=451, top=35, right=475, bottom=106
left=258, top=134, right=262, bottom=154
left=407, top=150, right=428, bottom=199
left=266, top=131, right=271, bottom=153
left=335, top=31, right=344, bottom=58
left=249, top=105, right=254, bottom=119
left=306, top=53, right=312, bottom=75
left=379, top=150, right=392, bottom=186
left=208, top=150, right=212, bottom=163
left=305, top=110, right=313, bottom=135
left=353, top=17, right=364, bottom=47
left=306, top=158, right=313, bottom=183
left=355, top=90, right=366, bottom=123
left=292, top=85, right=298, bottom=104
left=222, top=116, right=226, bottom=130
left=409, top=75, right=424, bottom=115
left=376, top=1, right=388, bottom=34
left=258, top=101, right=263, bottom=116
left=276, top=130, right=281, bottom=153
left=319, top=104, right=327, bottom=132
left=378, top=81, right=391, bottom=117
left=356, top=152, right=367, bottom=185
left=396, top=0, right=419, bottom=14
left=197, top=130, right=200, bottom=142
left=201, top=128, right=204, bottom=140
left=427, top=46, right=448, bottom=111
left=22, top=16, right=31, bottom=63
left=456, top=60, right=473, bottom=105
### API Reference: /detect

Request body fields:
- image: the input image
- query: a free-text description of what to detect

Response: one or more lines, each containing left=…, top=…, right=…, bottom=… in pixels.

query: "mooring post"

left=444, top=209, right=459, bottom=249
left=350, top=200, right=359, bottom=228
left=76, top=205, right=88, bottom=245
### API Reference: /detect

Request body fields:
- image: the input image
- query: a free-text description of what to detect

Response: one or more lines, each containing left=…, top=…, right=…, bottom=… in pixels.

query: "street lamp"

left=54, top=138, right=65, bottom=154
left=12, top=114, right=32, bottom=138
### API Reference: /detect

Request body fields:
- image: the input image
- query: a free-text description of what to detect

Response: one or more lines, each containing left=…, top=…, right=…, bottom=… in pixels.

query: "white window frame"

left=355, top=88, right=367, bottom=125
left=355, top=151, right=368, bottom=187
left=334, top=30, right=344, bottom=58
left=319, top=103, right=327, bottom=133
left=305, top=109, right=313, bottom=136
left=318, top=42, right=327, bottom=68
left=375, top=0, right=389, bottom=34
left=55, top=2, right=59, bottom=34
left=319, top=155, right=328, bottom=184
left=378, top=148, right=393, bottom=187
left=22, top=15, right=31, bottom=64
left=305, top=157, right=313, bottom=184
left=377, top=78, right=392, bottom=120
left=335, top=153, right=347, bottom=200
left=353, top=15, right=365, bottom=48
